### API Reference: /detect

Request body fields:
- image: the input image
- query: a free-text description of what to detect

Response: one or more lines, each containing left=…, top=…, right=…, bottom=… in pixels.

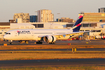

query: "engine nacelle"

left=44, top=36, right=56, bottom=43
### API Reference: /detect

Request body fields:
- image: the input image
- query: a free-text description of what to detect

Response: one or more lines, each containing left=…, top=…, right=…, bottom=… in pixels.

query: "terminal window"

left=33, top=24, right=44, bottom=28
left=66, top=24, right=74, bottom=27
left=91, top=30, right=101, bottom=32
left=85, top=30, right=90, bottom=31
left=82, top=24, right=90, bottom=27
left=80, top=30, right=84, bottom=31
left=38, top=24, right=44, bottom=28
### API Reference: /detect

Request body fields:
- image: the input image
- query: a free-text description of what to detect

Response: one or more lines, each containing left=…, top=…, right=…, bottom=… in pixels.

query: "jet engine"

left=44, top=36, right=56, bottom=44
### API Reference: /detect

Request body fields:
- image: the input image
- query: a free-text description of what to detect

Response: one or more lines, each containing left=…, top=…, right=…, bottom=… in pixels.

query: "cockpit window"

left=6, top=33, right=11, bottom=34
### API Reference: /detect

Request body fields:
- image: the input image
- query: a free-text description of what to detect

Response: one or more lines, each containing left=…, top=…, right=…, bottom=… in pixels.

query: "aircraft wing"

left=38, top=31, right=90, bottom=38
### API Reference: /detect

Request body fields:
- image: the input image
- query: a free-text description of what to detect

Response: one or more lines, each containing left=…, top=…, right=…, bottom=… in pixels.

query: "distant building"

left=37, top=9, right=54, bottom=22
left=98, top=8, right=105, bottom=13
left=66, top=22, right=97, bottom=28
left=30, top=15, right=37, bottom=22
left=56, top=17, right=74, bottom=23
left=13, top=13, right=30, bottom=23
left=9, top=20, right=15, bottom=23
left=0, top=22, right=10, bottom=29
left=79, top=12, right=105, bottom=22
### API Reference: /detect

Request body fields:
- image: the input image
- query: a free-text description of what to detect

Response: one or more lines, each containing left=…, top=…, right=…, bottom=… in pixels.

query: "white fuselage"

left=4, top=29, right=73, bottom=41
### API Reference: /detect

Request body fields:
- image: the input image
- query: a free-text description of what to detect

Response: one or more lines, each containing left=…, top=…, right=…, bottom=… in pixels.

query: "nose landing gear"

left=10, top=40, right=13, bottom=44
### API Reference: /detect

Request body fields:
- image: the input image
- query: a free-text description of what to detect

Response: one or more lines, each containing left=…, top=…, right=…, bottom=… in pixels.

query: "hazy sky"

left=0, top=0, right=105, bottom=22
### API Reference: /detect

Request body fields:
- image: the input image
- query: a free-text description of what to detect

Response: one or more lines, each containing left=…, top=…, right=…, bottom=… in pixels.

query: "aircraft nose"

left=3, top=35, right=7, bottom=39
left=3, top=35, right=6, bottom=39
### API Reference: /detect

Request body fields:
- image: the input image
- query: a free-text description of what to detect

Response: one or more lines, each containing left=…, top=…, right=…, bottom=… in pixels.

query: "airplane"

left=3, top=15, right=84, bottom=44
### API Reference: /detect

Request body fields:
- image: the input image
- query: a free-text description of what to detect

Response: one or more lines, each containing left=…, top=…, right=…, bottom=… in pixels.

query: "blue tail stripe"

left=73, top=17, right=83, bottom=26
left=73, top=25, right=81, bottom=32
left=73, top=16, right=83, bottom=32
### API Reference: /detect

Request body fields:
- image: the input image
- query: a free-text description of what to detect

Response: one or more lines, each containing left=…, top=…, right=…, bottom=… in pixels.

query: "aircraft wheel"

left=36, top=41, right=42, bottom=44
left=3, top=39, right=5, bottom=41
left=10, top=40, right=13, bottom=44
left=49, top=43, right=52, bottom=44
left=19, top=41, right=22, bottom=44
left=25, top=41, right=29, bottom=44
left=52, top=42, right=55, bottom=44
left=49, top=42, right=55, bottom=44
left=10, top=42, right=12, bottom=45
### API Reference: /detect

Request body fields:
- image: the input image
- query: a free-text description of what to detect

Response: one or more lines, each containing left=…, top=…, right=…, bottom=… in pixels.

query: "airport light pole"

left=57, top=13, right=60, bottom=22
left=35, top=11, right=37, bottom=15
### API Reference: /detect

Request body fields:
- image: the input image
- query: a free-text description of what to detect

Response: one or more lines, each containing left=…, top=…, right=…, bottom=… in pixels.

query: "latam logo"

left=17, top=31, right=31, bottom=34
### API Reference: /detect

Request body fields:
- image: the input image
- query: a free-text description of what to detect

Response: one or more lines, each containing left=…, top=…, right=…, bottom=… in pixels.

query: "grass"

left=0, top=51, right=105, bottom=60
left=1, top=45, right=105, bottom=50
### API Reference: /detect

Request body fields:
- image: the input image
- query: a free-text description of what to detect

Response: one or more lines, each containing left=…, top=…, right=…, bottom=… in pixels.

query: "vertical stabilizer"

left=72, top=15, right=83, bottom=32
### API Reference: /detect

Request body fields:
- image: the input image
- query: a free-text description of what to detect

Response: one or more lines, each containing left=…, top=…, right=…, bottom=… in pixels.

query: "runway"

left=0, top=58, right=105, bottom=68
left=1, top=40, right=105, bottom=45
left=1, top=40, right=105, bottom=52
left=1, top=48, right=105, bottom=51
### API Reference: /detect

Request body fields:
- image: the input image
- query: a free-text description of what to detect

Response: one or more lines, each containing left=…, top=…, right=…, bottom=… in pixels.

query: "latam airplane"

left=4, top=15, right=84, bottom=44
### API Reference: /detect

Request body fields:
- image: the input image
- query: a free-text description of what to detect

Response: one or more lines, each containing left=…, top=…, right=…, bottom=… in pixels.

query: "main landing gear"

left=49, top=42, right=55, bottom=44
left=35, top=41, right=42, bottom=44
left=19, top=41, right=29, bottom=44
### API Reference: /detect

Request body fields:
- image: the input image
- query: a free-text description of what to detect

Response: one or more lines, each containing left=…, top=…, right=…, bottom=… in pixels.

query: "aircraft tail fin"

left=72, top=15, right=83, bottom=32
